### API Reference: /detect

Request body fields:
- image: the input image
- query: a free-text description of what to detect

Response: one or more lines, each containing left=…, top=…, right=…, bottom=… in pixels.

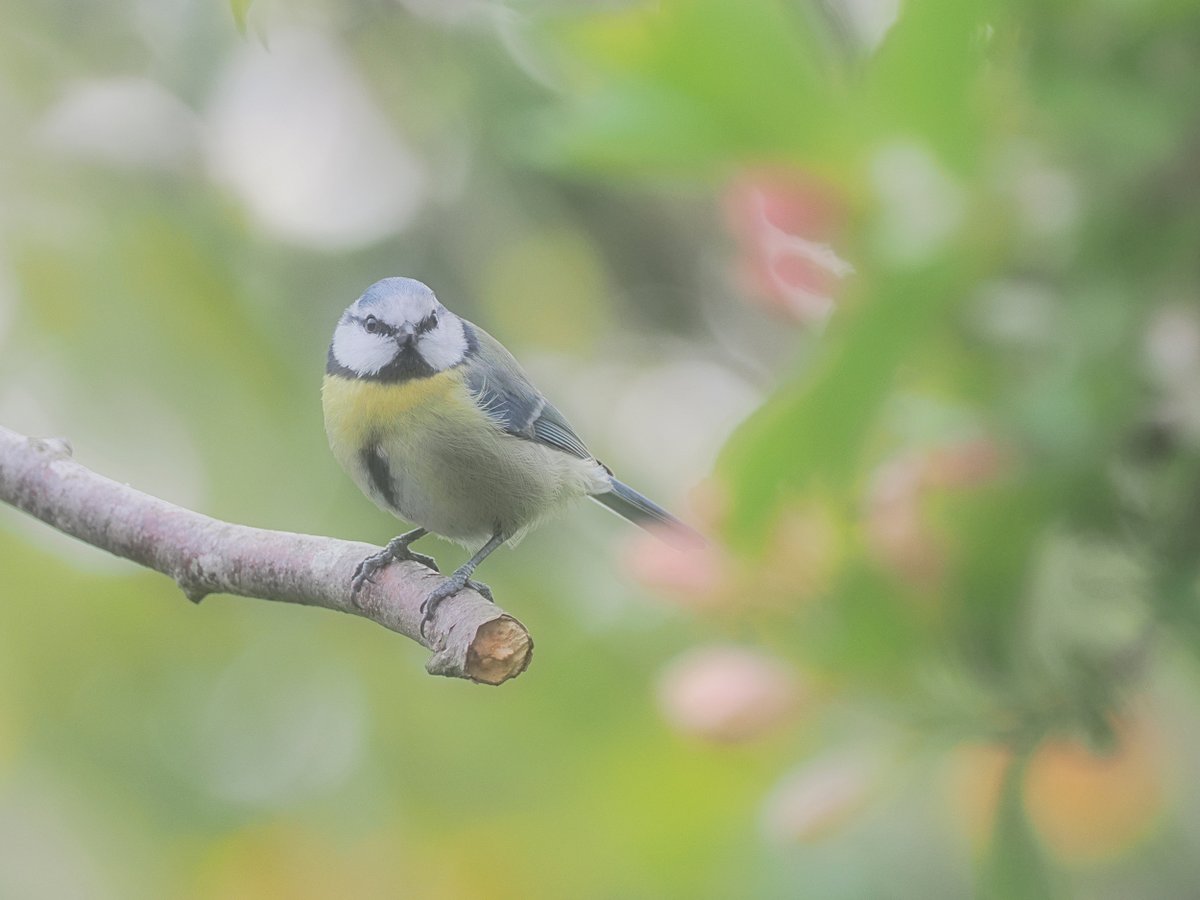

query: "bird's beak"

left=397, top=324, right=416, bottom=349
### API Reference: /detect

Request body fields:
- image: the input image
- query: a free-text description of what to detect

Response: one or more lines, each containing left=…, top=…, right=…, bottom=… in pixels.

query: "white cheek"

left=332, top=322, right=397, bottom=375
left=418, top=317, right=467, bottom=370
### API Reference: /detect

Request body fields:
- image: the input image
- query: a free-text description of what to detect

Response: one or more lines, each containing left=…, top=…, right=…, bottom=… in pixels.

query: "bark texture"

left=0, top=425, right=533, bottom=685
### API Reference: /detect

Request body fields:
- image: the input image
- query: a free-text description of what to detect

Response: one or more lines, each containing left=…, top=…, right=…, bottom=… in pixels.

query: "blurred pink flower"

left=865, top=438, right=1011, bottom=587
left=924, top=438, right=1009, bottom=490
left=624, top=489, right=842, bottom=611
left=656, top=645, right=802, bottom=743
left=622, top=478, right=733, bottom=610
left=760, top=753, right=876, bottom=844
left=865, top=453, right=943, bottom=587
left=724, top=169, right=854, bottom=325
left=624, top=528, right=729, bottom=604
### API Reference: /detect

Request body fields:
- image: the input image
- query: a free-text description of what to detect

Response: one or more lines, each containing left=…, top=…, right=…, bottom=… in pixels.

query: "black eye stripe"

left=358, top=315, right=395, bottom=337
left=352, top=312, right=436, bottom=337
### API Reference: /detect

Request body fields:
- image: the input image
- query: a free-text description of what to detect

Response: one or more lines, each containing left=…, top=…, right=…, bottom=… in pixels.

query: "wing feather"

left=463, top=324, right=593, bottom=461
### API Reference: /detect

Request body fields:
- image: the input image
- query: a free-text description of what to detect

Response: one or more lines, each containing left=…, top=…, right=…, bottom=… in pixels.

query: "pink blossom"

left=657, top=645, right=802, bottom=743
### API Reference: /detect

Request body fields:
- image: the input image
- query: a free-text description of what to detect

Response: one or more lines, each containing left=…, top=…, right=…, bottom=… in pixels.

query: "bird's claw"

left=417, top=577, right=492, bottom=638
left=405, top=550, right=440, bottom=573
left=351, top=537, right=440, bottom=608
left=384, top=533, right=439, bottom=573
left=350, top=555, right=385, bottom=605
left=418, top=579, right=459, bottom=638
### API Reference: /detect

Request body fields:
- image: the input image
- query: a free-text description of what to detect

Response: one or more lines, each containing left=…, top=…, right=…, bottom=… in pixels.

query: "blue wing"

left=463, top=324, right=594, bottom=461
left=462, top=322, right=705, bottom=545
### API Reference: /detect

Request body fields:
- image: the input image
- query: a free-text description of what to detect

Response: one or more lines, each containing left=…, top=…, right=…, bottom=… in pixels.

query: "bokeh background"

left=2, top=0, right=1199, bottom=897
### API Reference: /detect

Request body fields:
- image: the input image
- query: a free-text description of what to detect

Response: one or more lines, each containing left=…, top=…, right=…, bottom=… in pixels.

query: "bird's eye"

left=364, top=315, right=380, bottom=334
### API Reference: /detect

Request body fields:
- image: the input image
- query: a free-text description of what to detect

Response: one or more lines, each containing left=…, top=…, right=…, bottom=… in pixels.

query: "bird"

left=322, top=276, right=698, bottom=633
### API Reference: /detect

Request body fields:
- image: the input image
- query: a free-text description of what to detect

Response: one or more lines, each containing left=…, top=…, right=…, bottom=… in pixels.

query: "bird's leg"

left=351, top=527, right=438, bottom=601
left=383, top=528, right=439, bottom=572
left=420, top=529, right=505, bottom=637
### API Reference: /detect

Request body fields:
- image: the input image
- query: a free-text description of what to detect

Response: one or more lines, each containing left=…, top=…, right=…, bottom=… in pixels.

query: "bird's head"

left=328, top=277, right=469, bottom=380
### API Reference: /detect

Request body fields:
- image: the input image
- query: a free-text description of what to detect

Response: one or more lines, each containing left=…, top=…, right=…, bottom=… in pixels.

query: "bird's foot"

left=389, top=541, right=439, bottom=574
left=418, top=575, right=492, bottom=637
left=351, top=533, right=439, bottom=606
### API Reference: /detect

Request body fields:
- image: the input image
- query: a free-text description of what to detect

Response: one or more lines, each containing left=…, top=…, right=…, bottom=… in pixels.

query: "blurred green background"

left=2, top=0, right=1200, bottom=897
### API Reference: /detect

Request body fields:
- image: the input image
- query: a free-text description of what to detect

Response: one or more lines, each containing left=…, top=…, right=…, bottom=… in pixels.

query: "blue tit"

left=323, top=276, right=698, bottom=631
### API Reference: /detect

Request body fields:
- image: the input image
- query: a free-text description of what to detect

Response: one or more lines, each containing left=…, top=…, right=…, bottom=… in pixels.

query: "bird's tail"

left=592, top=478, right=705, bottom=546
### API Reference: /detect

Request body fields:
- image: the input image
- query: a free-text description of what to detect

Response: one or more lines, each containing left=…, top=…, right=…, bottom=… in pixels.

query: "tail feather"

left=592, top=478, right=704, bottom=546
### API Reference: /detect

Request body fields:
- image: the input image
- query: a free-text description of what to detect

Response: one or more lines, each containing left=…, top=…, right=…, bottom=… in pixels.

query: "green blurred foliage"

left=2, top=0, right=1200, bottom=897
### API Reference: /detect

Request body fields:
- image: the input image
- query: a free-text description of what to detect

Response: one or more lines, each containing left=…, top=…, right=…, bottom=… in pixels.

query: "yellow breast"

left=321, top=368, right=470, bottom=452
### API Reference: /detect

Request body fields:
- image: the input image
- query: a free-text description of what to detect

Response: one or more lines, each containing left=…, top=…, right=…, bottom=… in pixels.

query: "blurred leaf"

left=720, top=257, right=973, bottom=550
left=538, top=0, right=846, bottom=172
left=980, top=752, right=1058, bottom=900
left=2, top=0, right=1200, bottom=896
left=479, top=227, right=612, bottom=351
left=859, top=0, right=988, bottom=171
left=230, top=0, right=253, bottom=34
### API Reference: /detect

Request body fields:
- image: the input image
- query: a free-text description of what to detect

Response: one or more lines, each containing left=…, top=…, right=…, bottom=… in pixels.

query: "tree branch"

left=0, top=425, right=533, bottom=685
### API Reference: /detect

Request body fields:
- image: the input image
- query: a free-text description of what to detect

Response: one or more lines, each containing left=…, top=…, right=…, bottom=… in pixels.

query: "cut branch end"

left=0, top=425, right=533, bottom=684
